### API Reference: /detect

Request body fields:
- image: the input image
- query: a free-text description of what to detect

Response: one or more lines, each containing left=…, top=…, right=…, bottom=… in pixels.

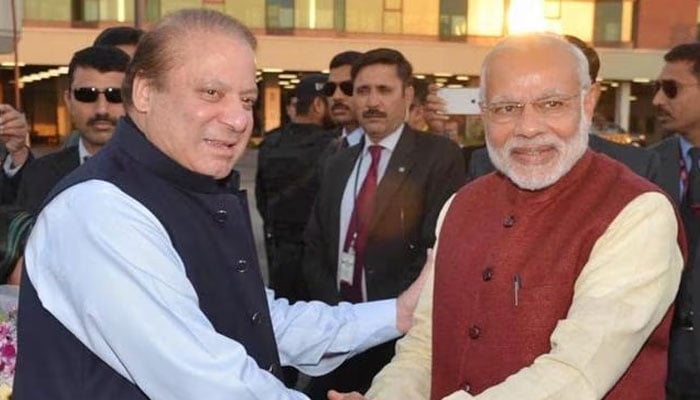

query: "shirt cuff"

left=3, top=155, right=20, bottom=177
left=350, top=298, right=402, bottom=353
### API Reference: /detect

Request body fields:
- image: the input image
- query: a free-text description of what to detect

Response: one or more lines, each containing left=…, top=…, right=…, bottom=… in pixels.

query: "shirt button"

left=468, top=325, right=481, bottom=339
left=251, top=311, right=262, bottom=324
left=482, top=268, right=494, bottom=281
left=213, top=209, right=228, bottom=224
left=503, top=215, right=516, bottom=227
left=236, top=259, right=248, bottom=272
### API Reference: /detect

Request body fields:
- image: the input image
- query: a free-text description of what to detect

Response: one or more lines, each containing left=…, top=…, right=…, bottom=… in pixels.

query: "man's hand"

left=396, top=249, right=434, bottom=333
left=0, top=104, right=30, bottom=167
left=327, top=390, right=367, bottom=400
left=424, top=83, right=449, bottom=134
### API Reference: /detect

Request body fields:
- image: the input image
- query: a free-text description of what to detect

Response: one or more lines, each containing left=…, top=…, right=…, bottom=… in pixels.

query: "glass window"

left=98, top=0, right=134, bottom=22
left=226, top=0, right=266, bottom=28
left=556, top=1, right=595, bottom=42
left=439, top=0, right=467, bottom=38
left=25, top=0, right=73, bottom=22
left=267, top=0, right=295, bottom=31
left=160, top=0, right=201, bottom=16
left=346, top=0, right=383, bottom=33
left=594, top=0, right=631, bottom=44
left=295, top=0, right=335, bottom=29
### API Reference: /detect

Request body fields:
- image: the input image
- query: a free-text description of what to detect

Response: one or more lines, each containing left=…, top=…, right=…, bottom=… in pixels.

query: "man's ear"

left=404, top=85, right=415, bottom=114
left=131, top=74, right=152, bottom=113
left=583, top=83, right=598, bottom=120
left=312, top=96, right=326, bottom=115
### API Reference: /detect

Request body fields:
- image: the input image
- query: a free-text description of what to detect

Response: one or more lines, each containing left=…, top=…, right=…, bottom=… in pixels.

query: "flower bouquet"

left=0, top=286, right=18, bottom=400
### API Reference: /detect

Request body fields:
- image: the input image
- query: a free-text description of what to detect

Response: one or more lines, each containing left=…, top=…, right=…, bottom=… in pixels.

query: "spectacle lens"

left=321, top=81, right=354, bottom=97
left=73, top=87, right=123, bottom=104
left=654, top=80, right=678, bottom=99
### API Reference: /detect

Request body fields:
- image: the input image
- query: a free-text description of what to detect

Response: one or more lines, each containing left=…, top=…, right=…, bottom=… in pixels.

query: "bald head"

left=479, top=33, right=590, bottom=102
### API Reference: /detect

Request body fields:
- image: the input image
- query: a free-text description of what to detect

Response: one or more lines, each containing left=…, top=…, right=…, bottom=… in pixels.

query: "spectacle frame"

left=322, top=81, right=354, bottom=97
left=479, top=93, right=581, bottom=124
left=72, top=87, right=123, bottom=104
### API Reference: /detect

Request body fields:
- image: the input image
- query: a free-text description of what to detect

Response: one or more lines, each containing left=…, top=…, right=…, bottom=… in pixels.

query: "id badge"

left=339, top=247, right=356, bottom=285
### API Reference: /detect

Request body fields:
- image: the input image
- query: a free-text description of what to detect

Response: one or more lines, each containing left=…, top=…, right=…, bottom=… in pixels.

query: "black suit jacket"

left=467, top=134, right=661, bottom=183
left=303, top=125, right=466, bottom=304
left=16, top=146, right=80, bottom=212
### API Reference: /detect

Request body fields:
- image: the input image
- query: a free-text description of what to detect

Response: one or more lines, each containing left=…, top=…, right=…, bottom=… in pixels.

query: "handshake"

left=328, top=390, right=366, bottom=400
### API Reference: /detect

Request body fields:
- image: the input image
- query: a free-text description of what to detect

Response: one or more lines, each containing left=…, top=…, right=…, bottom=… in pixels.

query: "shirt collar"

left=345, top=127, right=364, bottom=147
left=78, top=137, right=90, bottom=165
left=679, top=134, right=694, bottom=172
left=362, top=123, right=404, bottom=154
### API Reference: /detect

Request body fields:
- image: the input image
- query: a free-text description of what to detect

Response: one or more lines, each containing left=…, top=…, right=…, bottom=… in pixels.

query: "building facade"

left=0, top=0, right=698, bottom=144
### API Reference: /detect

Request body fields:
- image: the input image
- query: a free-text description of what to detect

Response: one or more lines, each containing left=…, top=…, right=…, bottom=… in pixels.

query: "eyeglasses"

left=654, top=79, right=700, bottom=100
left=72, top=87, right=123, bottom=104
left=480, top=94, right=580, bottom=124
left=321, top=80, right=353, bottom=97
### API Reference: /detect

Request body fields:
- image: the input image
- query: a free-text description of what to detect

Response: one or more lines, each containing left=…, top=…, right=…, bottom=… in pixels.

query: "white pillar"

left=615, top=82, right=631, bottom=131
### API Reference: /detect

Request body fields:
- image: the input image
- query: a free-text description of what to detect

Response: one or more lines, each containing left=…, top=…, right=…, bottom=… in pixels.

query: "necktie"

left=687, top=147, right=700, bottom=208
left=340, top=145, right=382, bottom=302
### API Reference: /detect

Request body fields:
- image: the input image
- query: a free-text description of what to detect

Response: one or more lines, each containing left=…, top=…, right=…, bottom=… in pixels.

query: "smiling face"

left=483, top=40, right=596, bottom=190
left=354, top=63, right=414, bottom=143
left=131, top=30, right=257, bottom=179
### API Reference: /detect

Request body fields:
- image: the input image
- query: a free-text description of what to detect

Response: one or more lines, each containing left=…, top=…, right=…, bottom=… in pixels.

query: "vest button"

left=236, top=259, right=248, bottom=272
left=502, top=215, right=516, bottom=227
left=251, top=311, right=262, bottom=324
left=462, top=381, right=471, bottom=392
left=213, top=209, right=228, bottom=224
left=482, top=268, right=494, bottom=281
left=468, top=325, right=481, bottom=339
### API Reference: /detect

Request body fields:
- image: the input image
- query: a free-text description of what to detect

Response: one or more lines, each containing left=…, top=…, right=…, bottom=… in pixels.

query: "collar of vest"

left=499, top=149, right=594, bottom=206
left=112, top=117, right=241, bottom=194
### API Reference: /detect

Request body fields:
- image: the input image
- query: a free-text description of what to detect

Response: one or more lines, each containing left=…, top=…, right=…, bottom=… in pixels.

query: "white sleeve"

left=26, top=180, right=308, bottom=400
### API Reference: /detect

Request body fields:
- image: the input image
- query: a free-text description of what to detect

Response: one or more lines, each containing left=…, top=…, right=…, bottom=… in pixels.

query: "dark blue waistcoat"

left=13, top=118, right=281, bottom=399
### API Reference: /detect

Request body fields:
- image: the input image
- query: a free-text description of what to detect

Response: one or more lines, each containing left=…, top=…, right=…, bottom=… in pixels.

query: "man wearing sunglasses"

left=321, top=51, right=364, bottom=153
left=15, top=46, right=129, bottom=212
left=651, top=42, right=700, bottom=400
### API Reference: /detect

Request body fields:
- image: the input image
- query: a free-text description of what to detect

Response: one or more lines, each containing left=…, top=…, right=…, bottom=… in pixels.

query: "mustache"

left=362, top=109, right=387, bottom=119
left=87, top=114, right=118, bottom=126
left=331, top=103, right=350, bottom=112
left=655, top=106, right=672, bottom=118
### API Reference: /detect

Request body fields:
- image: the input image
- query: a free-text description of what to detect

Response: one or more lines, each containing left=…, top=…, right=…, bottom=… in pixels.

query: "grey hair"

left=479, top=32, right=591, bottom=102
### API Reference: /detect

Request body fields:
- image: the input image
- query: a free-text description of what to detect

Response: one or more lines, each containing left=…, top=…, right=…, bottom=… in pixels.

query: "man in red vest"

left=330, top=32, right=683, bottom=400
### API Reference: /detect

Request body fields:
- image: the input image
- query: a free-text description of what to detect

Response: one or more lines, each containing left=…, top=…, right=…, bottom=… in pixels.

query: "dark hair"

left=664, top=42, right=700, bottom=78
left=329, top=51, right=362, bottom=70
left=563, top=34, right=599, bottom=82
left=94, top=26, right=144, bottom=48
left=67, top=45, right=130, bottom=88
left=350, top=48, right=413, bottom=87
left=122, top=8, right=257, bottom=109
left=0, top=207, right=34, bottom=284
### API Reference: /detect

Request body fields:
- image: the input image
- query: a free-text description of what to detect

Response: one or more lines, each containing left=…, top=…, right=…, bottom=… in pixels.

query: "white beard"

left=486, top=105, right=591, bottom=191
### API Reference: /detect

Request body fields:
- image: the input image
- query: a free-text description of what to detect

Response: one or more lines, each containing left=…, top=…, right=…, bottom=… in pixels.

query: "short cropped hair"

left=122, top=8, right=257, bottom=109
left=563, top=34, right=600, bottom=83
left=329, top=51, right=362, bottom=70
left=664, top=43, right=700, bottom=78
left=350, top=48, right=413, bottom=88
left=67, top=46, right=130, bottom=88
left=94, top=26, right=144, bottom=48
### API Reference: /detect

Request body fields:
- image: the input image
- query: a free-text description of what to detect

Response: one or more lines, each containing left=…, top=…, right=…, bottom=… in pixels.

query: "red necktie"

left=341, top=145, right=382, bottom=302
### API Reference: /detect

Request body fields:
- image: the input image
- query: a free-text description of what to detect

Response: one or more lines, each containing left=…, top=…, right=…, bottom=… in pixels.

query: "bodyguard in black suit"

left=467, top=134, right=660, bottom=182
left=16, top=46, right=129, bottom=212
left=651, top=43, right=700, bottom=400
left=303, top=48, right=465, bottom=398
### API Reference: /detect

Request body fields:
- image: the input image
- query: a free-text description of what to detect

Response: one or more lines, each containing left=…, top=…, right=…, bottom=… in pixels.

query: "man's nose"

left=514, top=103, right=546, bottom=138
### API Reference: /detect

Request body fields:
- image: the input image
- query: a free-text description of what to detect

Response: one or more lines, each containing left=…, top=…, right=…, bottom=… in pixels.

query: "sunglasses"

left=653, top=79, right=700, bottom=100
left=321, top=80, right=353, bottom=97
left=72, top=87, right=123, bottom=104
